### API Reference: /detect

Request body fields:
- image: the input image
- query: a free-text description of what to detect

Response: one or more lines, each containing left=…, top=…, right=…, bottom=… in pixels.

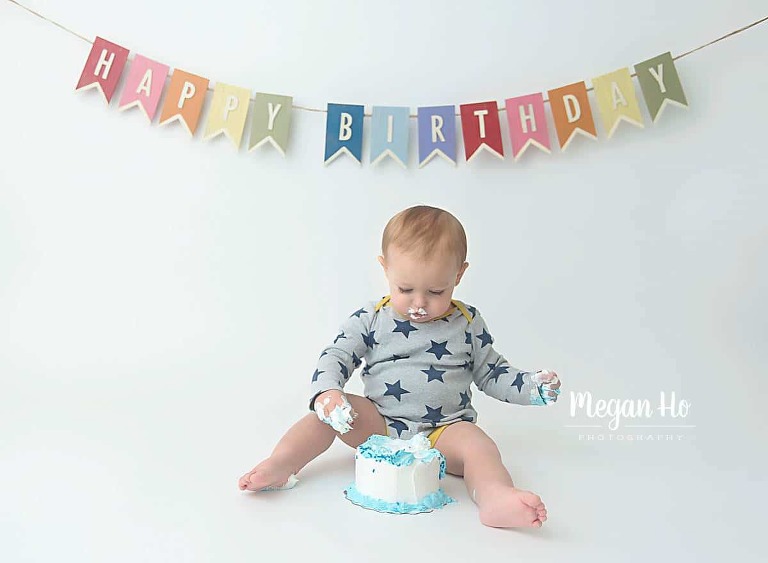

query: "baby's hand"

left=314, top=390, right=357, bottom=434
left=533, top=370, right=561, bottom=403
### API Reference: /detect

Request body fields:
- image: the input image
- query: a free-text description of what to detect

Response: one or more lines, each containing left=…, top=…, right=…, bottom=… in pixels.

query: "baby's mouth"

left=408, top=307, right=428, bottom=321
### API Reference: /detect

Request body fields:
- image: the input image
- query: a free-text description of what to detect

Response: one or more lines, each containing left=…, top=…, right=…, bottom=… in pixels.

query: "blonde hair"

left=381, top=205, right=467, bottom=267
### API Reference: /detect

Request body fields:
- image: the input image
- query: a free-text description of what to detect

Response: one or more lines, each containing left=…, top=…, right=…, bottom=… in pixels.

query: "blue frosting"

left=531, top=383, right=561, bottom=406
left=344, top=483, right=455, bottom=514
left=357, top=434, right=447, bottom=478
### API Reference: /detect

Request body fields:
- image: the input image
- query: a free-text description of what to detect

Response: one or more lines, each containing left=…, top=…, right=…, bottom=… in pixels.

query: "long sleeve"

left=469, top=309, right=544, bottom=406
left=308, top=304, right=373, bottom=410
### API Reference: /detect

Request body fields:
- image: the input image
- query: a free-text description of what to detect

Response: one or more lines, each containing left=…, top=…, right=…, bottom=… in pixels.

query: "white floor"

left=2, top=364, right=765, bottom=562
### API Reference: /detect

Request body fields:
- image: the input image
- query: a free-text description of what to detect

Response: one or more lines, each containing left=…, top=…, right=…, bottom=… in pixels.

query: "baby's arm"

left=469, top=309, right=561, bottom=406
left=309, top=304, right=373, bottom=429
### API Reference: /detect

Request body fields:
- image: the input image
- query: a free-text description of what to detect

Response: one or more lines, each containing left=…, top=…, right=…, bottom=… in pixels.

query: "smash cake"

left=344, top=434, right=455, bottom=514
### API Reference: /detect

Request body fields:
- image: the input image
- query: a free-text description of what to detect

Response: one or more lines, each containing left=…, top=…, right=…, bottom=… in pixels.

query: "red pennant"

left=460, top=101, right=504, bottom=162
left=75, top=36, right=130, bottom=104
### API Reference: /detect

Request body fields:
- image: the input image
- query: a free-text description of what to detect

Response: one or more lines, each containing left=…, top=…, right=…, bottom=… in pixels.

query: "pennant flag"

left=634, top=52, right=688, bottom=122
left=117, top=54, right=169, bottom=121
left=505, top=93, right=551, bottom=159
left=417, top=106, right=456, bottom=167
left=370, top=106, right=410, bottom=167
left=248, top=93, right=293, bottom=156
left=460, top=101, right=504, bottom=162
left=324, top=103, right=364, bottom=165
left=203, top=83, right=251, bottom=149
left=75, top=36, right=129, bottom=104
left=547, top=81, right=597, bottom=151
left=592, top=68, right=644, bottom=137
left=158, top=69, right=209, bottom=135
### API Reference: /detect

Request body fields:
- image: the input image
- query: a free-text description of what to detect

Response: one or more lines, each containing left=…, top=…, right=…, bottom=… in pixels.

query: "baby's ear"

left=456, top=261, right=469, bottom=284
left=377, top=255, right=386, bottom=270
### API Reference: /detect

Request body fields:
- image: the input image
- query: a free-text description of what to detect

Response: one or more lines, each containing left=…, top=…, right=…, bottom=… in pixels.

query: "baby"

left=238, top=205, right=561, bottom=528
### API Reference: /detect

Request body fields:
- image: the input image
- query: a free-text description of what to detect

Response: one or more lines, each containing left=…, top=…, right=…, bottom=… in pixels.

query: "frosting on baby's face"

left=378, top=245, right=468, bottom=323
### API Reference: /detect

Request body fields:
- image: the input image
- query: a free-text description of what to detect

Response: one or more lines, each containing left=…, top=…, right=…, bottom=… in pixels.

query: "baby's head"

left=378, top=205, right=469, bottom=323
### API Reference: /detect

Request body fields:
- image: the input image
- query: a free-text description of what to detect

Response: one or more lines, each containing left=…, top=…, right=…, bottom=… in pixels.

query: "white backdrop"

left=1, top=1, right=766, bottom=561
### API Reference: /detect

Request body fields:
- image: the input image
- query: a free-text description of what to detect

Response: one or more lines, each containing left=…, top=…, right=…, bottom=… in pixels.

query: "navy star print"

left=422, top=365, right=446, bottom=383
left=426, top=340, right=452, bottom=360
left=459, top=391, right=471, bottom=408
left=352, top=352, right=362, bottom=368
left=333, top=331, right=347, bottom=344
left=466, top=305, right=477, bottom=318
left=511, top=371, right=526, bottom=392
left=338, top=361, right=349, bottom=380
left=388, top=419, right=408, bottom=437
left=392, top=319, right=418, bottom=338
left=351, top=308, right=368, bottom=318
left=486, top=360, right=510, bottom=383
left=312, top=369, right=324, bottom=382
left=475, top=328, right=493, bottom=348
left=384, top=380, right=410, bottom=401
left=422, top=405, right=444, bottom=425
left=386, top=354, right=409, bottom=363
left=362, top=331, right=379, bottom=348
left=465, top=331, right=472, bottom=345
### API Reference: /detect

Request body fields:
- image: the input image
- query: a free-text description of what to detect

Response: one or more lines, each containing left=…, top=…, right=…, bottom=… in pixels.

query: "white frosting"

left=260, top=473, right=298, bottom=491
left=354, top=435, right=441, bottom=504
left=407, top=306, right=428, bottom=321
left=315, top=395, right=356, bottom=434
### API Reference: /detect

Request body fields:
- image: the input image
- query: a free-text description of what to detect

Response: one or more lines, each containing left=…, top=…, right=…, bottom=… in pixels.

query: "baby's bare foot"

left=476, top=485, right=548, bottom=528
left=238, top=458, right=295, bottom=492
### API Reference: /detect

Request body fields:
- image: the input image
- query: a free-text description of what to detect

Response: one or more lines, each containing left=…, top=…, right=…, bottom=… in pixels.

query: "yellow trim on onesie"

left=374, top=295, right=473, bottom=324
left=427, top=425, right=448, bottom=447
left=374, top=295, right=391, bottom=312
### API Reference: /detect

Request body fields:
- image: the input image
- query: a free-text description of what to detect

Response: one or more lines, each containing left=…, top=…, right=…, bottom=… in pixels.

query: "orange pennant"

left=158, top=69, right=210, bottom=136
left=547, top=81, right=597, bottom=151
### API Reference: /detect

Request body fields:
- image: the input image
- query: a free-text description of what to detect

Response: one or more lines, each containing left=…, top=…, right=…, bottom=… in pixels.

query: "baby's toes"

left=521, top=491, right=542, bottom=508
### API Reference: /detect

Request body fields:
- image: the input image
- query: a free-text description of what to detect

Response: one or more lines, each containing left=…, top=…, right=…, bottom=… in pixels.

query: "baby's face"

left=378, top=245, right=467, bottom=323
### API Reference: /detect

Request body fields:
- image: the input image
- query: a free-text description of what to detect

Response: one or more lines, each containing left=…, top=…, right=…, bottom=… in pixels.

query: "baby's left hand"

left=533, top=370, right=561, bottom=402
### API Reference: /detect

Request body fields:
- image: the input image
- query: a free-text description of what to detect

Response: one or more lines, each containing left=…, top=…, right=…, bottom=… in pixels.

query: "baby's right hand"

left=314, top=390, right=346, bottom=418
left=314, top=390, right=356, bottom=434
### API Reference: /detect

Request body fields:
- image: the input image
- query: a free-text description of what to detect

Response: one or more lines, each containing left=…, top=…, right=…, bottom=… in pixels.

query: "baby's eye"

left=398, top=288, right=413, bottom=294
left=429, top=290, right=445, bottom=295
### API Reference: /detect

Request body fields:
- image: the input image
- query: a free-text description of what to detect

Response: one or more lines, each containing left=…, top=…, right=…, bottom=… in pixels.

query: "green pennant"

left=635, top=52, right=688, bottom=122
left=248, top=93, right=293, bottom=156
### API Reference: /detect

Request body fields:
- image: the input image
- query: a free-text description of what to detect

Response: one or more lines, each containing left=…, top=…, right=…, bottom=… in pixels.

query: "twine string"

left=7, top=0, right=767, bottom=117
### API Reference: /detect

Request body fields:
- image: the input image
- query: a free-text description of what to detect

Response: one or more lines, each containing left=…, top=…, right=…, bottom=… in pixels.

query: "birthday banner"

left=76, top=36, right=689, bottom=168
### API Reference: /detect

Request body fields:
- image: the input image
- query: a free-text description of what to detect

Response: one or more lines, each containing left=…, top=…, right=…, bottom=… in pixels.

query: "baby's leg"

left=238, top=394, right=385, bottom=491
left=335, top=394, right=387, bottom=448
left=434, top=422, right=548, bottom=528
left=239, top=412, right=336, bottom=491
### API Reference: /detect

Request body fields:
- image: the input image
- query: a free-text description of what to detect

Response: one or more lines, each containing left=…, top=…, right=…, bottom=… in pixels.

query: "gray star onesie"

left=309, top=296, right=547, bottom=440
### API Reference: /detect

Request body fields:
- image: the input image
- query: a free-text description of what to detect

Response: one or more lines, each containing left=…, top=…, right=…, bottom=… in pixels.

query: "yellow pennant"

left=203, top=83, right=252, bottom=148
left=592, top=68, right=644, bottom=138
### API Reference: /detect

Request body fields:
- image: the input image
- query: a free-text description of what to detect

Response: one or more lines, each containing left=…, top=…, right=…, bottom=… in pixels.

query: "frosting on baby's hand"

left=531, top=370, right=561, bottom=405
left=315, top=395, right=357, bottom=434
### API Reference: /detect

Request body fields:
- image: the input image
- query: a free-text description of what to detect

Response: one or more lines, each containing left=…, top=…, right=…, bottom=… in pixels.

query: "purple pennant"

left=417, top=106, right=456, bottom=167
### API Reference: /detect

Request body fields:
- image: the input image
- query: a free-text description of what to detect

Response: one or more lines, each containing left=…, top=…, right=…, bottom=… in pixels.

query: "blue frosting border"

left=344, top=483, right=455, bottom=514
left=357, top=435, right=447, bottom=478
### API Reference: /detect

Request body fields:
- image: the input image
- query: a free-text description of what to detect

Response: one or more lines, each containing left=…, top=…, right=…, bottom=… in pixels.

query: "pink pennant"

left=118, top=54, right=170, bottom=121
left=505, top=93, right=551, bottom=159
